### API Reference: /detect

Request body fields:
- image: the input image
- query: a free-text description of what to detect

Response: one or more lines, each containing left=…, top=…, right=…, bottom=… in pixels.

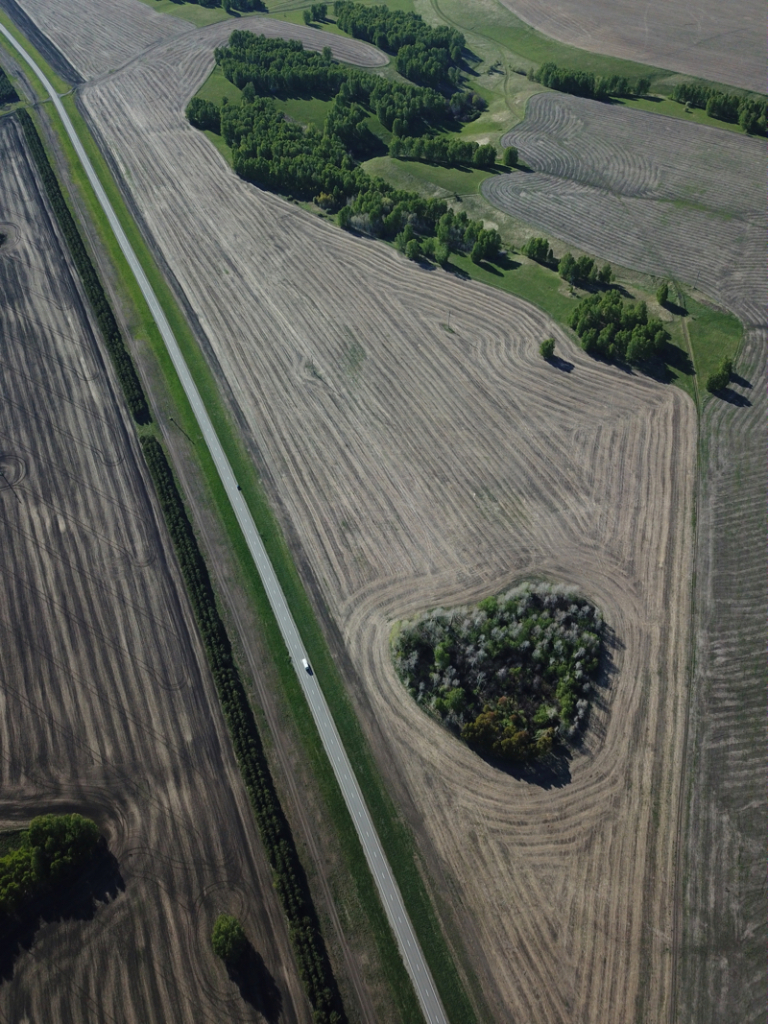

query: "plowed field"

left=493, top=0, right=765, bottom=93
left=484, top=92, right=766, bottom=328
left=0, top=115, right=307, bottom=1024
left=63, top=24, right=702, bottom=1022
left=6, top=0, right=385, bottom=81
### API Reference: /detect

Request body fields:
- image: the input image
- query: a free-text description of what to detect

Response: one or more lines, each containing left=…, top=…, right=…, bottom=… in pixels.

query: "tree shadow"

left=716, top=387, right=751, bottom=407
left=548, top=355, right=574, bottom=373
left=228, top=943, right=282, bottom=1022
left=664, top=299, right=688, bottom=317
left=730, top=371, right=752, bottom=389
left=0, top=843, right=124, bottom=982
left=478, top=748, right=572, bottom=789
left=661, top=340, right=695, bottom=378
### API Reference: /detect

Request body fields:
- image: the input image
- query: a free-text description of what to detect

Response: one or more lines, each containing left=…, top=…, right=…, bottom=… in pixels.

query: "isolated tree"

left=212, top=914, right=248, bottom=966
left=302, top=8, right=312, bottom=24
left=502, top=145, right=518, bottom=167
left=705, top=356, right=733, bottom=393
left=540, top=337, right=555, bottom=360
left=405, top=237, right=421, bottom=261
left=656, top=281, right=669, bottom=307
left=598, top=263, right=613, bottom=285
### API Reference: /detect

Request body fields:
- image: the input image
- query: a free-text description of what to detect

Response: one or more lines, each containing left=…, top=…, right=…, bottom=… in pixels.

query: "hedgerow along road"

left=0, top=22, right=448, bottom=1024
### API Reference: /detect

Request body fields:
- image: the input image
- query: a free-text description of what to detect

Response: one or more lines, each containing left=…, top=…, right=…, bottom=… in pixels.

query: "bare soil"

left=0, top=114, right=309, bottom=1024
left=493, top=0, right=766, bottom=93
left=61, top=23, right=703, bottom=1023
left=484, top=92, right=767, bottom=329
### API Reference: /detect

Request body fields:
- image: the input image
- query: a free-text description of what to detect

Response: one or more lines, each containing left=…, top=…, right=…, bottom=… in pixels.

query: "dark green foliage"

left=212, top=913, right=248, bottom=965
left=16, top=110, right=150, bottom=424
left=502, top=145, right=518, bottom=167
left=198, top=36, right=498, bottom=263
left=705, top=356, right=733, bottom=393
left=540, top=337, right=555, bottom=359
left=186, top=97, right=221, bottom=132
left=0, top=814, right=100, bottom=914
left=531, top=62, right=646, bottom=101
left=656, top=281, right=669, bottom=307
left=672, top=82, right=767, bottom=135
left=568, top=289, right=670, bottom=363
left=521, top=236, right=553, bottom=264
left=140, top=437, right=344, bottom=1024
left=394, top=586, right=603, bottom=763
left=335, top=1, right=464, bottom=86
left=0, top=64, right=19, bottom=104
left=389, top=133, right=495, bottom=167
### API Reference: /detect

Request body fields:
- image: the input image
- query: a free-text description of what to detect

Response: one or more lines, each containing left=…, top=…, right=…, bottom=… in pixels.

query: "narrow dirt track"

left=484, top=92, right=766, bottom=329
left=491, top=0, right=766, bottom=93
left=0, top=116, right=308, bottom=1024
left=6, top=0, right=385, bottom=81
left=59, top=23, right=704, bottom=1022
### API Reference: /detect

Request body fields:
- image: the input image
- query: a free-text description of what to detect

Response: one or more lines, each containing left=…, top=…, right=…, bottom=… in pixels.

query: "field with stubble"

left=65, top=22, right=702, bottom=1022
left=0, top=115, right=308, bottom=1024
left=484, top=92, right=766, bottom=329
left=490, top=0, right=765, bottom=92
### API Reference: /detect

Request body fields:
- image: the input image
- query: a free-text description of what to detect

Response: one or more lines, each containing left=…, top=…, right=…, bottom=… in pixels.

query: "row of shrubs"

left=671, top=82, right=766, bottom=135
left=140, top=437, right=344, bottom=1024
left=530, top=62, right=650, bottom=101
left=16, top=110, right=150, bottom=424
left=0, top=815, right=101, bottom=914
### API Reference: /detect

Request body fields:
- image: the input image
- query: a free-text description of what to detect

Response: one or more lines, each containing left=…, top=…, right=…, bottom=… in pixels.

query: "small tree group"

left=521, top=236, right=553, bottom=264
left=705, top=356, right=733, bottom=393
left=559, top=252, right=612, bottom=286
left=212, top=914, right=248, bottom=967
left=303, top=3, right=327, bottom=23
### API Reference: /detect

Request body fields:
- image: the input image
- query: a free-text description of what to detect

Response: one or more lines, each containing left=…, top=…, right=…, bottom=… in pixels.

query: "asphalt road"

left=1, top=23, right=449, bottom=1024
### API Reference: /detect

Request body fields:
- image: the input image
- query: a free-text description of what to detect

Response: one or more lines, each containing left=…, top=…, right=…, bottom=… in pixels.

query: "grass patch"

left=15, top=39, right=479, bottom=1024
left=196, top=64, right=244, bottom=105
left=273, top=93, right=334, bottom=131
left=133, top=0, right=233, bottom=27
left=683, top=294, right=743, bottom=385
left=363, top=153, right=498, bottom=196
left=450, top=249, right=579, bottom=322
left=614, top=95, right=749, bottom=134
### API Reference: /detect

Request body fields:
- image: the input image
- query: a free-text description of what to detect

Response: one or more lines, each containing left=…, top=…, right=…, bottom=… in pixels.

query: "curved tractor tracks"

left=0, top=22, right=448, bottom=1024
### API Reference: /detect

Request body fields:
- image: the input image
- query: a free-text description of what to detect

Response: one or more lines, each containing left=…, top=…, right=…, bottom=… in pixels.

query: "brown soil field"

left=493, top=0, right=766, bottom=93
left=57, top=22, right=704, bottom=1022
left=0, top=115, right=309, bottom=1024
left=5, top=0, right=385, bottom=82
left=484, top=92, right=766, bottom=328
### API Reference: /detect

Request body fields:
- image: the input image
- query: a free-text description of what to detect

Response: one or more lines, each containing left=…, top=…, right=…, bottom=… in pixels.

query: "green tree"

left=212, top=914, right=248, bottom=966
left=302, top=9, right=312, bottom=24
left=635, top=77, right=651, bottom=96
left=540, top=337, right=555, bottom=360
left=705, top=356, right=733, bottom=393
left=405, top=238, right=421, bottom=261
left=502, top=146, right=518, bottom=167
left=598, top=263, right=613, bottom=285
left=656, top=281, right=669, bottom=307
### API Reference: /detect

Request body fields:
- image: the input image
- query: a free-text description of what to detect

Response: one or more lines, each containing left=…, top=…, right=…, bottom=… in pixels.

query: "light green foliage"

left=540, top=337, right=555, bottom=359
left=212, top=913, right=248, bottom=965
left=705, top=356, right=733, bottom=393
left=394, top=585, right=602, bottom=763
left=568, top=289, right=669, bottom=364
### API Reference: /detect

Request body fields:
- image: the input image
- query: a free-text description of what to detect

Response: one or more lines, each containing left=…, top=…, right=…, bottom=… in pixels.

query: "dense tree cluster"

left=303, top=2, right=327, bottom=23
left=211, top=914, right=248, bottom=965
left=530, top=62, right=649, bottom=100
left=388, top=134, right=496, bottom=167
left=558, top=252, right=612, bottom=286
left=671, top=82, right=766, bottom=134
left=334, top=1, right=464, bottom=86
left=192, top=36, right=503, bottom=267
left=0, top=815, right=101, bottom=914
left=568, top=289, right=669, bottom=363
left=394, top=586, right=602, bottom=763
left=17, top=110, right=150, bottom=423
left=0, top=64, right=19, bottom=104
left=705, top=356, right=733, bottom=393
left=521, top=236, right=554, bottom=264
left=140, top=437, right=344, bottom=1024
left=165, top=0, right=264, bottom=11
